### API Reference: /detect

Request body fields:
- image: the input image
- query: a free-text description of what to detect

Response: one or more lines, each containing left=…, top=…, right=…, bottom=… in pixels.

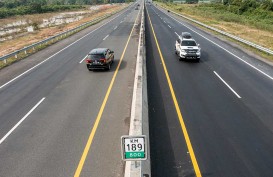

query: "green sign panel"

left=125, top=152, right=145, bottom=159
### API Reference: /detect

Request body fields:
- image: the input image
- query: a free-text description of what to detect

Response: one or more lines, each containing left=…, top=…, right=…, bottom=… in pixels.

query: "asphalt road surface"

left=146, top=3, right=273, bottom=177
left=0, top=3, right=142, bottom=177
left=1, top=1, right=273, bottom=177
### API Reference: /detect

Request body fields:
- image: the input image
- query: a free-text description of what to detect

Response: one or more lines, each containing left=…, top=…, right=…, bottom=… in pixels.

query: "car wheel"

left=87, top=66, right=93, bottom=71
left=178, top=52, right=183, bottom=61
left=107, top=64, right=111, bottom=70
left=196, top=58, right=200, bottom=62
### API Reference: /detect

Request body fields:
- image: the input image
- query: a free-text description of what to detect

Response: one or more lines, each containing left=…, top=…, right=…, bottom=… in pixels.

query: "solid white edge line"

left=79, top=55, right=88, bottom=64
left=103, top=34, right=109, bottom=41
left=168, top=25, right=171, bottom=28
left=214, top=71, right=241, bottom=99
left=0, top=97, right=46, bottom=145
left=0, top=7, right=131, bottom=90
left=156, top=6, right=273, bottom=81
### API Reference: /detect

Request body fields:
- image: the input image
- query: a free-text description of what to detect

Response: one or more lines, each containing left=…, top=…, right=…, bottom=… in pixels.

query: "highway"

left=1, top=1, right=273, bottom=177
left=0, top=3, right=141, bottom=177
left=146, top=3, right=273, bottom=177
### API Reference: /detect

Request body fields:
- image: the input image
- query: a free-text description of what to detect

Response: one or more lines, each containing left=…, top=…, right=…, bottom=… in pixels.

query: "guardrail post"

left=15, top=54, right=18, bottom=59
left=24, top=50, right=27, bottom=55
left=3, top=59, right=7, bottom=64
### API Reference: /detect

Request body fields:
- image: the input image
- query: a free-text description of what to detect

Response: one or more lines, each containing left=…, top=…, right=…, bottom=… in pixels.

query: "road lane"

left=146, top=7, right=202, bottom=177
left=154, top=2, right=273, bottom=137
left=74, top=7, right=141, bottom=176
left=146, top=3, right=273, bottom=177
left=0, top=5, right=133, bottom=140
left=0, top=3, right=141, bottom=177
left=0, top=4, right=133, bottom=139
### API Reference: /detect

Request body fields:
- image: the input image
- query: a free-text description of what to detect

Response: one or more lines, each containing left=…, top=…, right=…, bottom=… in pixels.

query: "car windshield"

left=89, top=54, right=104, bottom=60
left=181, top=41, right=197, bottom=46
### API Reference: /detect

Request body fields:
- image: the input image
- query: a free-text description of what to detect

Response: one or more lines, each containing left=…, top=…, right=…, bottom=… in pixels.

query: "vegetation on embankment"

left=159, top=0, right=273, bottom=32
left=0, top=0, right=133, bottom=18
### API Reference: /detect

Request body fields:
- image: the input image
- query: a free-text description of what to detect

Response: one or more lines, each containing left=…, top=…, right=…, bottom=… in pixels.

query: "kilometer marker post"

left=121, top=135, right=147, bottom=161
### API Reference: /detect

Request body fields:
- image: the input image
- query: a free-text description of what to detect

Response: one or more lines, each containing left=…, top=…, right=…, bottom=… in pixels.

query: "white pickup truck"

left=175, top=32, right=201, bottom=62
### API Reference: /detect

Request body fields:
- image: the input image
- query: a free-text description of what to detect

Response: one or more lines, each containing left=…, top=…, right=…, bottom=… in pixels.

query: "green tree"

left=30, top=3, right=43, bottom=13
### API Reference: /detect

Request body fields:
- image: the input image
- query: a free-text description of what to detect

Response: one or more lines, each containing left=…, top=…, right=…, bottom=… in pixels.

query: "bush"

left=182, top=2, right=273, bottom=32
left=261, top=0, right=273, bottom=11
left=0, top=5, right=84, bottom=18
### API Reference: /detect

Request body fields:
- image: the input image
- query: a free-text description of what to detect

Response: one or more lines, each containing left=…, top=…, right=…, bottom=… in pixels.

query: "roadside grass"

left=0, top=4, right=127, bottom=69
left=156, top=2, right=273, bottom=61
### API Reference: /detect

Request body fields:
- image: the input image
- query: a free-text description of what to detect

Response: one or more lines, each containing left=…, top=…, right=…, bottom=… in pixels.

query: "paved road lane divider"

left=123, top=2, right=151, bottom=177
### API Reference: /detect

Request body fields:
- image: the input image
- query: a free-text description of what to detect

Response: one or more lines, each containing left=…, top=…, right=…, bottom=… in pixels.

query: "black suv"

left=86, top=48, right=114, bottom=71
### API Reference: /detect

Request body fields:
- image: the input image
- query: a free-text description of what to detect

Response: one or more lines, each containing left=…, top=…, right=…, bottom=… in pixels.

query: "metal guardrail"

left=158, top=5, right=273, bottom=55
left=0, top=6, right=128, bottom=64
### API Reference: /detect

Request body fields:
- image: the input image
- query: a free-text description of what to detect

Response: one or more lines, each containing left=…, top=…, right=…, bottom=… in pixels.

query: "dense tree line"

left=0, top=0, right=132, bottom=18
left=0, top=0, right=129, bottom=7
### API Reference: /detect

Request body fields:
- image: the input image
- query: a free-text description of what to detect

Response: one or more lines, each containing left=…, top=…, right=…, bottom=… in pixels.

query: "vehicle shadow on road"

left=179, top=51, right=209, bottom=64
left=90, top=60, right=127, bottom=73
